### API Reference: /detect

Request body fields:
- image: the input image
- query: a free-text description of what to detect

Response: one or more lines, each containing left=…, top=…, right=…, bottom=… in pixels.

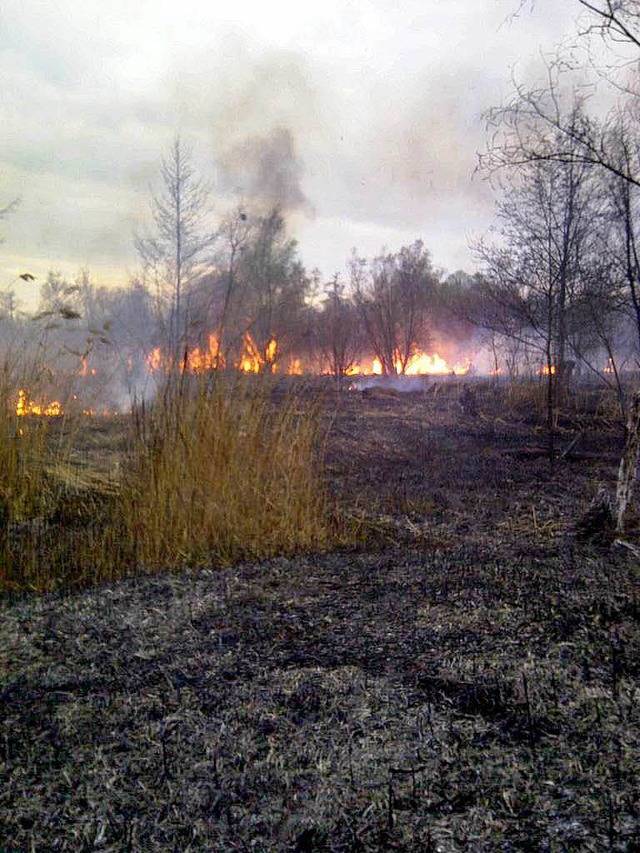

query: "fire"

left=405, top=350, right=470, bottom=376
left=146, top=337, right=472, bottom=378
left=16, top=388, right=63, bottom=418
left=186, top=334, right=225, bottom=372
left=238, top=335, right=278, bottom=373
left=81, top=408, right=119, bottom=417
left=148, top=333, right=280, bottom=374
left=79, top=357, right=98, bottom=377
left=539, top=365, right=556, bottom=376
left=348, top=349, right=471, bottom=377
left=147, top=334, right=225, bottom=373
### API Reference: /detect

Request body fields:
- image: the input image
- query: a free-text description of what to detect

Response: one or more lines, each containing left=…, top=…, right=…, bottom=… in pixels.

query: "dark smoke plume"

left=218, top=126, right=311, bottom=213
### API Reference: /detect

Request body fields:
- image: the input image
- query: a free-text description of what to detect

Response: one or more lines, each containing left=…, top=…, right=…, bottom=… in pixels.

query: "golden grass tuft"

left=119, top=374, right=330, bottom=569
left=0, top=374, right=54, bottom=522
left=0, top=371, right=332, bottom=594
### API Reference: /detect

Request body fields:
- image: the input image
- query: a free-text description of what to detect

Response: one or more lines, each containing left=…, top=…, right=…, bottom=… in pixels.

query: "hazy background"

left=0, top=0, right=582, bottom=308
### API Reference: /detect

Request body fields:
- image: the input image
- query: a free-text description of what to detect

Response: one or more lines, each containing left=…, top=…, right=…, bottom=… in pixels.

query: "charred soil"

left=1, top=382, right=640, bottom=851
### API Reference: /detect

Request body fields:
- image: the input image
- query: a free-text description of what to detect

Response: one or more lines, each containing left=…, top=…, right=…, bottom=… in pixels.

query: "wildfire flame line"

left=147, top=332, right=281, bottom=374
left=147, top=335, right=471, bottom=378
left=346, top=350, right=470, bottom=377
left=16, top=388, right=63, bottom=417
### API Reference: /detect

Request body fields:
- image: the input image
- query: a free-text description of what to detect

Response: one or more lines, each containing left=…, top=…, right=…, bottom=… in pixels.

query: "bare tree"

left=185, top=206, right=253, bottom=368
left=351, top=241, right=437, bottom=374
left=475, top=146, right=599, bottom=457
left=484, top=2, right=640, bottom=187
left=192, top=206, right=310, bottom=371
left=602, top=118, right=640, bottom=351
left=234, top=206, right=308, bottom=371
left=136, top=136, right=212, bottom=361
left=317, top=274, right=362, bottom=387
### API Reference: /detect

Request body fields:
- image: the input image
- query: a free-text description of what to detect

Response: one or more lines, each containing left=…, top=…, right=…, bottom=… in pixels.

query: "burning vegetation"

left=15, top=388, right=63, bottom=418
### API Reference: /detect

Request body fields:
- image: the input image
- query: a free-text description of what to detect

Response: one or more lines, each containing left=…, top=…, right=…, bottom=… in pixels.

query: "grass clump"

left=121, top=374, right=330, bottom=569
left=0, top=372, right=332, bottom=595
left=0, top=396, right=51, bottom=523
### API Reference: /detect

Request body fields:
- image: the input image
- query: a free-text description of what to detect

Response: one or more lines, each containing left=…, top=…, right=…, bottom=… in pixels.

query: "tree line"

left=3, top=2, right=640, bottom=413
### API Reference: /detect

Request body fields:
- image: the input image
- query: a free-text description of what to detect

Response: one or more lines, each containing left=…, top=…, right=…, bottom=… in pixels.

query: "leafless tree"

left=186, top=206, right=254, bottom=367
left=350, top=241, right=437, bottom=374
left=193, top=206, right=309, bottom=371
left=316, top=274, right=362, bottom=387
left=240, top=207, right=308, bottom=370
left=135, top=136, right=213, bottom=361
left=475, top=145, right=600, bottom=456
left=484, top=2, right=640, bottom=186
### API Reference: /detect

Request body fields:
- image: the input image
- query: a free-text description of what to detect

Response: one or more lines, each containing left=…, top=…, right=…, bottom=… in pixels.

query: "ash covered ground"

left=1, top=382, right=640, bottom=851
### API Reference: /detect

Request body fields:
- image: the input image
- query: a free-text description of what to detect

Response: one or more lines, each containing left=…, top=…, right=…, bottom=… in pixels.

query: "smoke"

left=218, top=126, right=311, bottom=213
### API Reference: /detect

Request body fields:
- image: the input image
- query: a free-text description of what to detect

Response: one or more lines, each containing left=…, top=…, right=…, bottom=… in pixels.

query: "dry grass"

left=120, top=374, right=330, bottom=568
left=0, top=368, right=56, bottom=522
left=0, top=373, right=332, bottom=593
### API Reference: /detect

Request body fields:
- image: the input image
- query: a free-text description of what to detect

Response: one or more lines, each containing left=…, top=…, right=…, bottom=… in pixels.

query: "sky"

left=0, top=0, right=585, bottom=310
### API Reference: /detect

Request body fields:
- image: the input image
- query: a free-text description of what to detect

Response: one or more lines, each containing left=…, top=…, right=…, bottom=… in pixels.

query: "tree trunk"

left=616, top=390, right=640, bottom=533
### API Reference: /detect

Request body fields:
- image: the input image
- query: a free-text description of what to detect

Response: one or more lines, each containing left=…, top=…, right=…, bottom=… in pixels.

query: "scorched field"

left=1, top=379, right=639, bottom=851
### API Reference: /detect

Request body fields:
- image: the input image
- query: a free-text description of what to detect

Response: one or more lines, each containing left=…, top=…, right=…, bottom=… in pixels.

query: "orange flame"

left=148, top=333, right=282, bottom=374
left=346, top=349, right=470, bottom=377
left=238, top=333, right=277, bottom=373
left=16, top=388, right=63, bottom=417
left=147, top=334, right=225, bottom=373
left=79, top=357, right=98, bottom=377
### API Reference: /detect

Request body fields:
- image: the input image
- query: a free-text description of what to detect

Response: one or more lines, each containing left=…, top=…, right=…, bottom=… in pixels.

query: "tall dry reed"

left=0, top=369, right=53, bottom=522
left=120, top=374, right=329, bottom=568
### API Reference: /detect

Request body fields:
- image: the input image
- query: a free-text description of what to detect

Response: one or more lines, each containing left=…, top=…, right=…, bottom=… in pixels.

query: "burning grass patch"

left=0, top=382, right=53, bottom=523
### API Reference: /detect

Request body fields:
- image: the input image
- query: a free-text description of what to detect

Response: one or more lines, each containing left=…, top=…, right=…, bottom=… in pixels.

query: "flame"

left=238, top=334, right=278, bottom=373
left=148, top=333, right=281, bottom=374
left=81, top=408, right=119, bottom=417
left=186, top=334, right=225, bottom=372
left=539, top=365, right=556, bottom=376
left=16, top=388, right=63, bottom=417
left=147, top=335, right=225, bottom=373
left=146, top=338, right=471, bottom=378
left=79, top=357, right=98, bottom=377
left=345, top=349, right=471, bottom=377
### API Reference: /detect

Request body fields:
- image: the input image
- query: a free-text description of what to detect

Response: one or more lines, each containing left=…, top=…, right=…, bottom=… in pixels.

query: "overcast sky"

left=0, top=0, right=584, bottom=309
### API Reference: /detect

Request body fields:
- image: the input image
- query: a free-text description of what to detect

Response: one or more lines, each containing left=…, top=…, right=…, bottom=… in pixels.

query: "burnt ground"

left=1, top=383, right=640, bottom=851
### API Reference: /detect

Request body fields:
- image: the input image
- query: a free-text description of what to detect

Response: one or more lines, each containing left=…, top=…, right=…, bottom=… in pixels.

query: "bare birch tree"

left=136, top=136, right=212, bottom=362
